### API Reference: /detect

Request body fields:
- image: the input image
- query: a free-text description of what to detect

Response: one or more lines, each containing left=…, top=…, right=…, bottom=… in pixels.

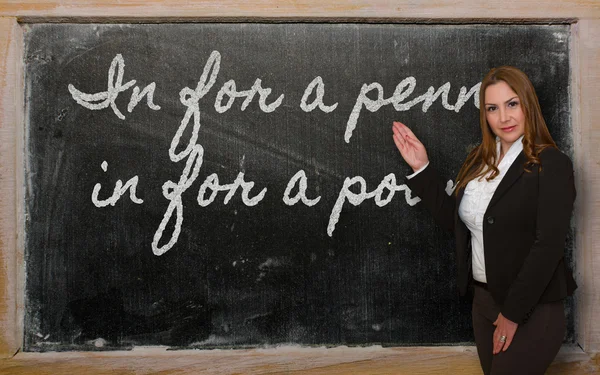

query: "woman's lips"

left=502, top=125, right=517, bottom=132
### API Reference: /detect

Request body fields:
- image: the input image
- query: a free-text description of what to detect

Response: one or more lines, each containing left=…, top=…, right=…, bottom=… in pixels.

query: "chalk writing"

left=127, top=83, right=161, bottom=113
left=153, top=51, right=268, bottom=256
left=197, top=172, right=267, bottom=207
left=300, top=76, right=338, bottom=113
left=283, top=170, right=321, bottom=206
left=91, top=161, right=144, bottom=207
left=345, top=78, right=481, bottom=142
left=68, top=54, right=160, bottom=120
left=78, top=50, right=473, bottom=254
left=215, top=79, right=284, bottom=113
left=327, top=174, right=421, bottom=236
left=152, top=51, right=217, bottom=256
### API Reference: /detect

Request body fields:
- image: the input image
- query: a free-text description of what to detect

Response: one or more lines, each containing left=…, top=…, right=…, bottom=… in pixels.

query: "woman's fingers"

left=394, top=121, right=422, bottom=146
left=393, top=128, right=414, bottom=160
left=401, top=122, right=419, bottom=140
left=392, top=121, right=429, bottom=172
left=392, top=133, right=405, bottom=151
left=502, top=331, right=515, bottom=352
left=392, top=126, right=411, bottom=155
left=393, top=122, right=411, bottom=142
left=493, top=329, right=515, bottom=354
left=392, top=120, right=405, bottom=131
left=492, top=329, right=503, bottom=354
left=392, top=134, right=407, bottom=157
left=393, top=123, right=417, bottom=151
left=392, top=125, right=403, bottom=143
left=492, top=313, right=519, bottom=354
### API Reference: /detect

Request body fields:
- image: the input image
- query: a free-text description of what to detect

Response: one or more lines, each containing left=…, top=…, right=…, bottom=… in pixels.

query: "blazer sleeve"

left=404, top=164, right=456, bottom=233
left=501, top=148, right=576, bottom=324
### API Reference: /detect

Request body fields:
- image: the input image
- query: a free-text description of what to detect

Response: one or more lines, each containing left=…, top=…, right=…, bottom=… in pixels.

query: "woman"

left=392, top=66, right=576, bottom=375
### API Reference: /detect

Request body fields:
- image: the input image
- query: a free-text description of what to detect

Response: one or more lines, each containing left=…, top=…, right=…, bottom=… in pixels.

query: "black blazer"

left=405, top=147, right=576, bottom=324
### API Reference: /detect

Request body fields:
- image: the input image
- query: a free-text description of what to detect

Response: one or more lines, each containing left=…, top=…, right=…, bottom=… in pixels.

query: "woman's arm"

left=501, top=147, right=576, bottom=324
left=404, top=163, right=457, bottom=232
left=392, top=122, right=456, bottom=232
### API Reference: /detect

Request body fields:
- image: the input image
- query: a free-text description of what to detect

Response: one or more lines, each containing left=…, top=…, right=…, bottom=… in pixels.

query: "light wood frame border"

left=1, top=1, right=599, bottom=374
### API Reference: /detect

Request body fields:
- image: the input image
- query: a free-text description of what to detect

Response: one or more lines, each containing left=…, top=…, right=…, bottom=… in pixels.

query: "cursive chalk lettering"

left=91, top=161, right=144, bottom=207
left=283, top=170, right=321, bottom=206
left=68, top=54, right=160, bottom=120
left=197, top=172, right=267, bottom=207
left=153, top=50, right=268, bottom=256
left=127, top=82, right=161, bottom=113
left=152, top=145, right=204, bottom=256
left=76, top=50, right=474, bottom=252
left=300, top=76, right=338, bottom=113
left=327, top=174, right=420, bottom=236
left=215, top=79, right=284, bottom=113
left=345, top=78, right=481, bottom=142
left=151, top=51, right=221, bottom=256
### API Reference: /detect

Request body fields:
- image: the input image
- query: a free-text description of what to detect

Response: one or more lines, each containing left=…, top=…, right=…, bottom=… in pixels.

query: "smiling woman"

left=393, top=66, right=577, bottom=374
left=483, top=81, right=526, bottom=158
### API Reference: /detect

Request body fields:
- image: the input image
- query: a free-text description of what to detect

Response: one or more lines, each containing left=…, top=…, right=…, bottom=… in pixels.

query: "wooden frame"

left=1, top=1, right=599, bottom=373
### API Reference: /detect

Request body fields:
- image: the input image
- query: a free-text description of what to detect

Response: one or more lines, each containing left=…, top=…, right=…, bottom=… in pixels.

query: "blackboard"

left=23, top=23, right=573, bottom=351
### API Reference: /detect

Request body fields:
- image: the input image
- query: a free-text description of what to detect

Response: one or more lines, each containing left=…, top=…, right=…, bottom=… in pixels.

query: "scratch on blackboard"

left=63, top=40, right=115, bottom=68
left=203, top=122, right=344, bottom=179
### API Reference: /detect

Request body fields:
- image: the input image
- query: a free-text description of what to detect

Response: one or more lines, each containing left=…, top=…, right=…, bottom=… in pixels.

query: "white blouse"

left=458, top=135, right=524, bottom=283
left=406, top=135, right=525, bottom=283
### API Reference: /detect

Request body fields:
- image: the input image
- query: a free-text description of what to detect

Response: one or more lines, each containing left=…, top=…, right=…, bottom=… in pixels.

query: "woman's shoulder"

left=537, top=146, right=573, bottom=171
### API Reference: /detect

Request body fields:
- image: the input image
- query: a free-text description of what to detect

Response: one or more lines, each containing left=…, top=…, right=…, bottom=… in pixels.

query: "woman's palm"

left=392, top=121, right=429, bottom=172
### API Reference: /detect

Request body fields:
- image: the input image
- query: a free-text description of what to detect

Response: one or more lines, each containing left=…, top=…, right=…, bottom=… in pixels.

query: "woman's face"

left=484, top=81, right=526, bottom=154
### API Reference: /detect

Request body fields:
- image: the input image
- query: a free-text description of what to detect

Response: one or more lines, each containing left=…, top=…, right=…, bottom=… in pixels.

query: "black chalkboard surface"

left=23, top=23, right=572, bottom=351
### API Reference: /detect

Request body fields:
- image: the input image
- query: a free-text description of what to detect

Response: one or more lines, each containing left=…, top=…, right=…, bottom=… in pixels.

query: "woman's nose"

left=499, top=108, right=509, bottom=123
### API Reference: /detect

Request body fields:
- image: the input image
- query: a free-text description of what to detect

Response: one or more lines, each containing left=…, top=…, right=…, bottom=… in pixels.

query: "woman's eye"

left=508, top=101, right=519, bottom=108
left=486, top=106, right=497, bottom=112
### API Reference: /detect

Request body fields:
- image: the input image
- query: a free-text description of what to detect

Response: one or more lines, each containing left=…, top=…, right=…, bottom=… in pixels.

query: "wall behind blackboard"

left=23, top=23, right=572, bottom=351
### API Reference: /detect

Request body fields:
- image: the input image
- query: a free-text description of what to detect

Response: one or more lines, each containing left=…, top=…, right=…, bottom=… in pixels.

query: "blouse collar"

left=496, top=135, right=524, bottom=163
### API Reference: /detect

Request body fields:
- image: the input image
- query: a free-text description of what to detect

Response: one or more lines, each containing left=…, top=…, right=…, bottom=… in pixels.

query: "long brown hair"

left=455, top=66, right=556, bottom=194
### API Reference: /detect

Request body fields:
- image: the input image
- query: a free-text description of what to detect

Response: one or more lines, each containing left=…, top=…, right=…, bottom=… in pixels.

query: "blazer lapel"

left=487, top=151, right=526, bottom=209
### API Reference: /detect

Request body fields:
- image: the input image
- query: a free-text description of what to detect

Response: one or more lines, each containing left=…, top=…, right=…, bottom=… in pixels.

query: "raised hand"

left=392, top=121, right=429, bottom=172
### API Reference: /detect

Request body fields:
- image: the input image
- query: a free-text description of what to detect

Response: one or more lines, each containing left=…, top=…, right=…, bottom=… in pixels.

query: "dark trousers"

left=472, top=284, right=565, bottom=375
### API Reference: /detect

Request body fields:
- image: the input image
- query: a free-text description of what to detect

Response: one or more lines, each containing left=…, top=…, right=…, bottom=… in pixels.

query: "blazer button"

left=487, top=216, right=495, bottom=224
